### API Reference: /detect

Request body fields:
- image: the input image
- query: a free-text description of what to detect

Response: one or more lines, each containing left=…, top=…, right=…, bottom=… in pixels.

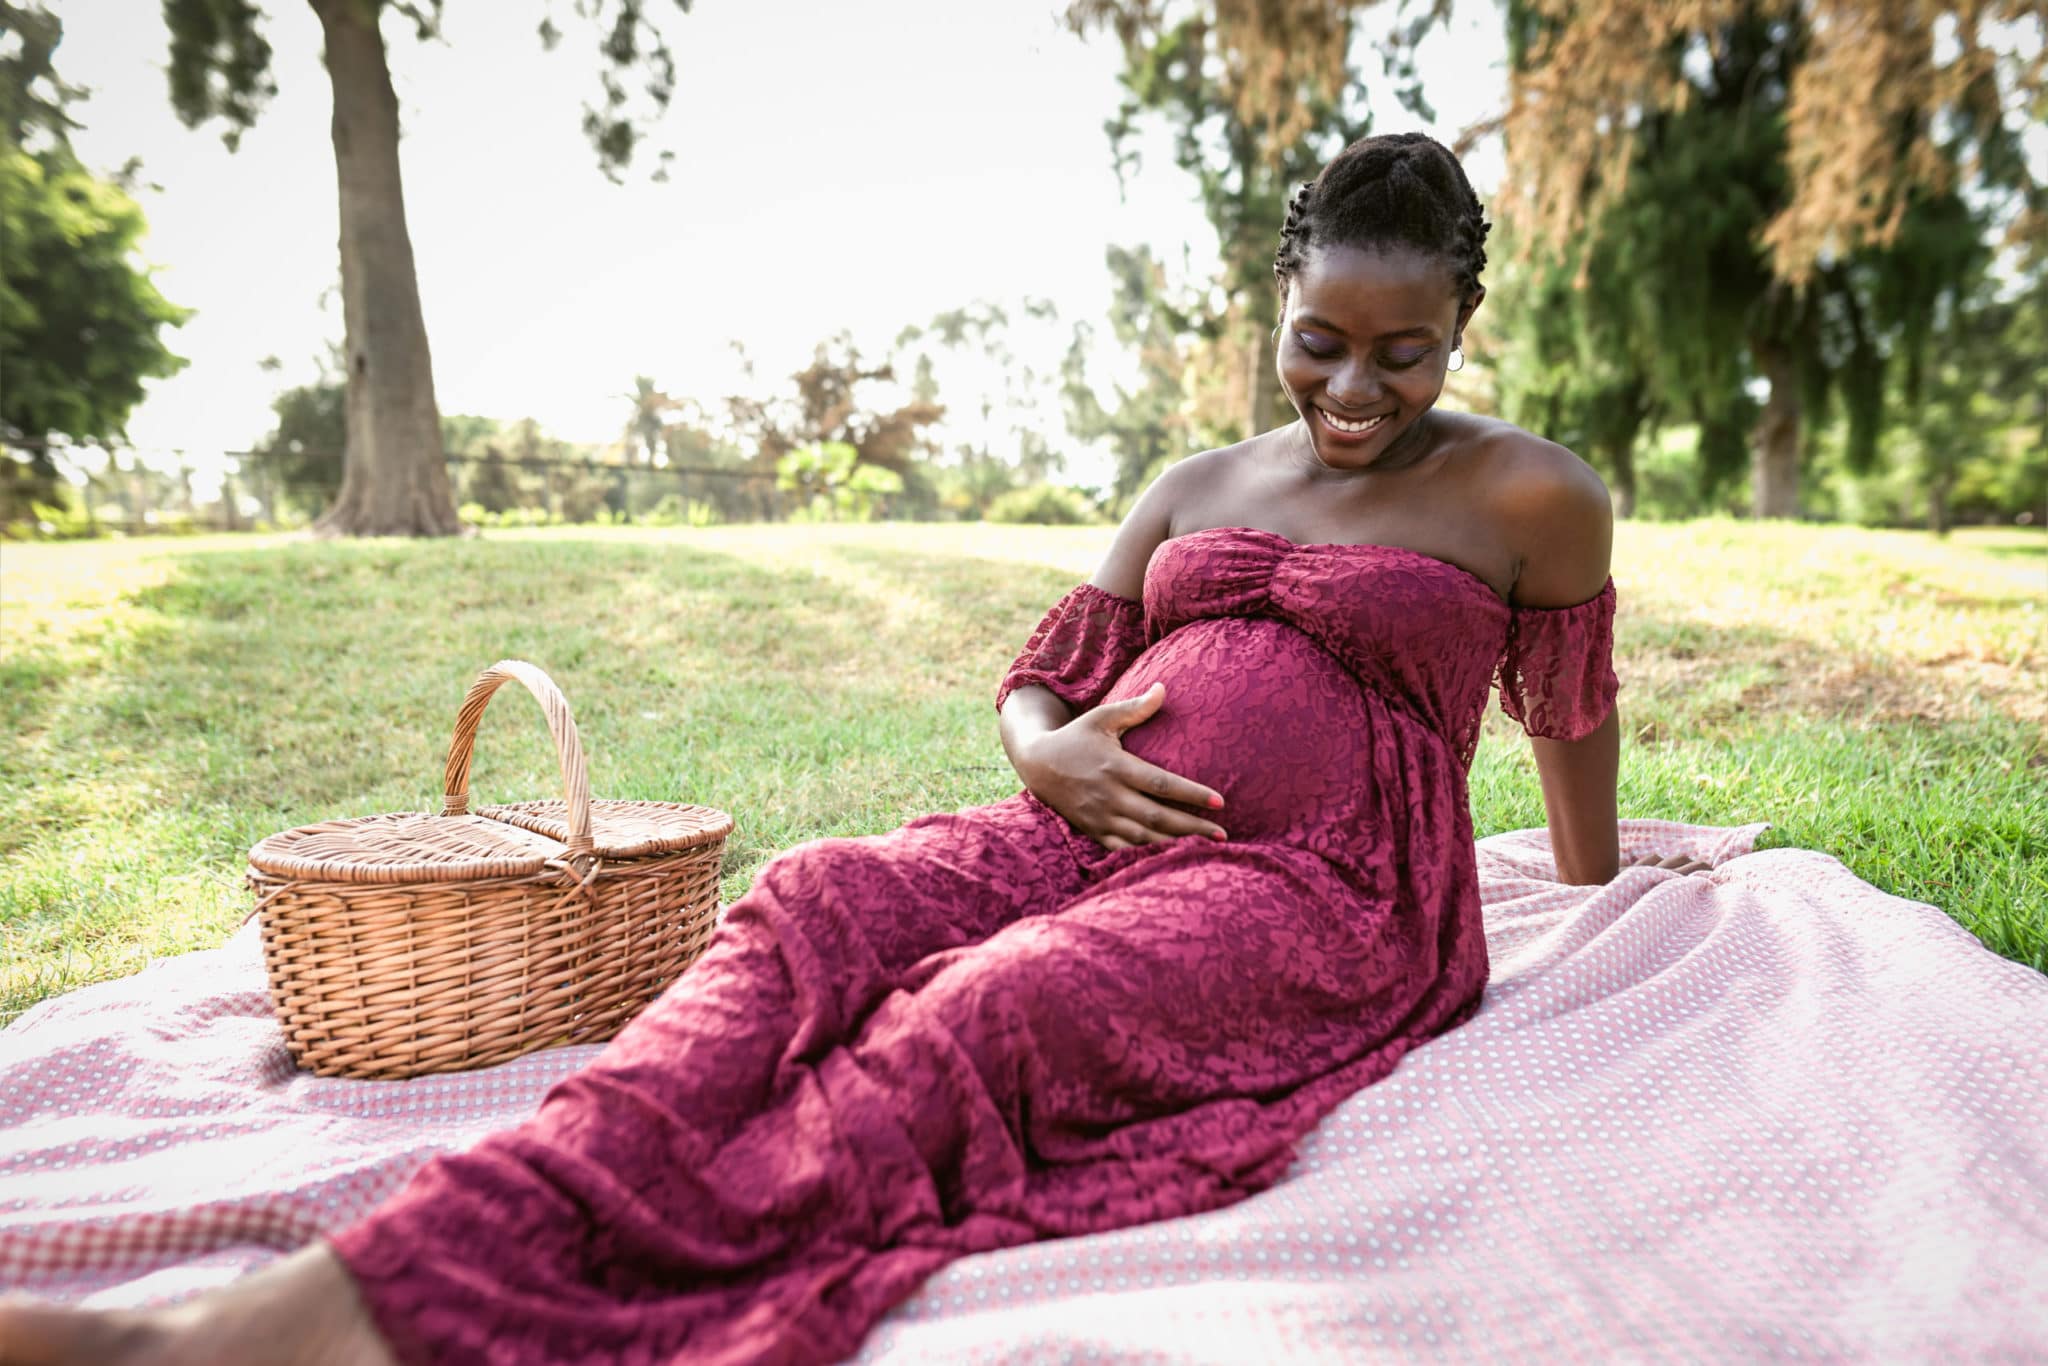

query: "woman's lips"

left=1316, top=405, right=1388, bottom=440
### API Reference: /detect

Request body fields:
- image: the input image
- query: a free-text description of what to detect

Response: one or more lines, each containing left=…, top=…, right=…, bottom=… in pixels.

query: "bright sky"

left=56, top=0, right=1508, bottom=490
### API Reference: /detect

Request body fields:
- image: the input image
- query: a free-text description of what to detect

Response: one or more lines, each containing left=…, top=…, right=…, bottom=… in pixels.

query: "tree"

left=1063, top=245, right=1198, bottom=513
left=895, top=299, right=1066, bottom=517
left=1875, top=250, right=2046, bottom=532
left=723, top=334, right=944, bottom=513
left=1498, top=0, right=2045, bottom=518
left=621, top=375, right=676, bottom=467
left=775, top=441, right=904, bottom=522
left=159, top=0, right=699, bottom=536
left=240, top=373, right=347, bottom=519
left=0, top=5, right=189, bottom=512
left=1491, top=231, right=1660, bottom=516
left=1064, top=1, right=1434, bottom=441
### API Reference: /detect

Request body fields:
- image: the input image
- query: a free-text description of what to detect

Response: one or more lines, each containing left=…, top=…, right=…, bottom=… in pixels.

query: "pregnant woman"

left=1, top=131, right=1640, bottom=1366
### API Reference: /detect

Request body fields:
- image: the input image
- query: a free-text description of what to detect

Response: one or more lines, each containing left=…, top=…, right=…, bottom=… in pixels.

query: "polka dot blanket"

left=3, top=821, right=2043, bottom=1360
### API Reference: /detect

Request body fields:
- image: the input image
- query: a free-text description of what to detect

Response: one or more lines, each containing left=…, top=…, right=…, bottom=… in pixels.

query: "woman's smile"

left=1277, top=241, right=1474, bottom=471
left=1313, top=405, right=1390, bottom=439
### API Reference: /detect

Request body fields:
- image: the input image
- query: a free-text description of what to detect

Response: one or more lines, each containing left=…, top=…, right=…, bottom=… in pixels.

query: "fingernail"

left=1207, top=795, right=1225, bottom=809
left=1211, top=831, right=1227, bottom=842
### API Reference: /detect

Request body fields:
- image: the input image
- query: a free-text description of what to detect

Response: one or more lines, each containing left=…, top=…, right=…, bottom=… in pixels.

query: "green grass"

left=2, top=520, right=2042, bottom=1023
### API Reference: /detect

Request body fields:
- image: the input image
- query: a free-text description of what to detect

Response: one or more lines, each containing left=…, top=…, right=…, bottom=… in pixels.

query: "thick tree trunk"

left=1750, top=339, right=1802, bottom=520
left=310, top=0, right=460, bottom=537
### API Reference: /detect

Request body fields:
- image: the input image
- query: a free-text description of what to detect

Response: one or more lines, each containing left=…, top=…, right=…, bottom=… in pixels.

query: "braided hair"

left=1273, top=132, right=1490, bottom=311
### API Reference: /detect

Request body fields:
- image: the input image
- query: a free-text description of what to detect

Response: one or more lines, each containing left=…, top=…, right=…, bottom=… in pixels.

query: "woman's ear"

left=1456, top=285, right=1487, bottom=340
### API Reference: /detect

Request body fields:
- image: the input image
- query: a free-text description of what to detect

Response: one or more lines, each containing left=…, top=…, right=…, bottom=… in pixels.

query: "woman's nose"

left=1326, top=359, right=1380, bottom=409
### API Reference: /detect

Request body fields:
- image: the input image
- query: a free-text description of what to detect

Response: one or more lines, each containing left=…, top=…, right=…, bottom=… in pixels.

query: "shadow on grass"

left=1970, top=540, right=2047, bottom=564
left=0, top=536, right=1078, bottom=967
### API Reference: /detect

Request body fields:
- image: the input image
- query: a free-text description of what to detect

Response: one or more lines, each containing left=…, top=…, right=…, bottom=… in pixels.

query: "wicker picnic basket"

left=246, top=659, right=732, bottom=1081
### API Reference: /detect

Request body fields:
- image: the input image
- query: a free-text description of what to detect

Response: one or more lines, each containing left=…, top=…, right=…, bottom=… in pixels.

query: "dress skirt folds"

left=326, top=527, right=1620, bottom=1365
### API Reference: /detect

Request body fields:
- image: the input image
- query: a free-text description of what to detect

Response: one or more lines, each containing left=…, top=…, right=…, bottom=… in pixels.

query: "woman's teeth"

left=1319, top=408, right=1385, bottom=435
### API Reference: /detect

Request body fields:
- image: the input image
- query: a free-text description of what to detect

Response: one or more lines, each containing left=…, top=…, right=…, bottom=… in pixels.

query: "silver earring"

left=1447, top=345, right=1465, bottom=373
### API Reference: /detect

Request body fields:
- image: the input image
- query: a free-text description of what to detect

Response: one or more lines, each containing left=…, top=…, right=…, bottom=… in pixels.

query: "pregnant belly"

left=1104, top=617, right=1375, bottom=841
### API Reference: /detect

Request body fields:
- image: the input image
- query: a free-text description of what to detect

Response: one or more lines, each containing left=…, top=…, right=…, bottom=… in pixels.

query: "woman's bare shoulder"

left=1088, top=443, right=1253, bottom=598
left=1446, top=416, right=1613, bottom=606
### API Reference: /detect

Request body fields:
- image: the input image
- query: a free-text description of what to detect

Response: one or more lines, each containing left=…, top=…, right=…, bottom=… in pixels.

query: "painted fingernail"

left=1211, top=831, right=1228, bottom=842
left=1208, top=795, right=1225, bottom=809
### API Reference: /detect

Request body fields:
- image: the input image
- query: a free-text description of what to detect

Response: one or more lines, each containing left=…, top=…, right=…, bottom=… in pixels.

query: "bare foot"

left=0, top=1242, right=396, bottom=1366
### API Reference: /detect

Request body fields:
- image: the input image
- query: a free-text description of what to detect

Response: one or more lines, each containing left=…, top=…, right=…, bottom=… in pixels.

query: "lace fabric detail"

left=1496, top=579, right=1620, bottom=741
left=995, top=582, right=1150, bottom=715
left=327, top=530, right=1535, bottom=1363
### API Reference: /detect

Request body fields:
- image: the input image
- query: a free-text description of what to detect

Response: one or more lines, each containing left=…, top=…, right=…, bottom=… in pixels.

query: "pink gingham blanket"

left=4, top=821, right=2044, bottom=1360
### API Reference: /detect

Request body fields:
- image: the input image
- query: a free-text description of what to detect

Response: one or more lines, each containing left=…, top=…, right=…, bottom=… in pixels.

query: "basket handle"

left=439, top=660, right=593, bottom=860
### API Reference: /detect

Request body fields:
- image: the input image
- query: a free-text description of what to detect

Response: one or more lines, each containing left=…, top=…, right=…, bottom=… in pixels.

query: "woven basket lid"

left=475, top=799, right=734, bottom=859
left=248, top=812, right=571, bottom=885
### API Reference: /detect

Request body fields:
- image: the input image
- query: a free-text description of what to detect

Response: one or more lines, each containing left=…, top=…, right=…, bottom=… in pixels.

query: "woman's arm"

left=1531, top=711, right=1620, bottom=884
left=997, top=460, right=1226, bottom=848
left=1498, top=440, right=1621, bottom=884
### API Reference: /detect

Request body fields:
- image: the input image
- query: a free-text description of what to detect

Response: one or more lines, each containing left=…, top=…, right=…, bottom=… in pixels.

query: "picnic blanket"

left=3, top=820, right=2044, bottom=1361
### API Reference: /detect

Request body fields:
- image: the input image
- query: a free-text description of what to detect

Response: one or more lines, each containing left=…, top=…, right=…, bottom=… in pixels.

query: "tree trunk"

left=1928, top=475, right=1952, bottom=537
left=1245, top=319, right=1275, bottom=438
left=1750, top=339, right=1802, bottom=520
left=309, top=0, right=460, bottom=537
left=1602, top=433, right=1637, bottom=518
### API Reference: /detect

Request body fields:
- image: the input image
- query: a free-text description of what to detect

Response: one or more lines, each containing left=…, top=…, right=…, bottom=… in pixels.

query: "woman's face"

left=1276, top=242, right=1478, bottom=472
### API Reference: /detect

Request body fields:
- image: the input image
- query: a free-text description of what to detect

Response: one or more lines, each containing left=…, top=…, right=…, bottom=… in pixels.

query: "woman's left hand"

left=1626, top=852, right=1711, bottom=876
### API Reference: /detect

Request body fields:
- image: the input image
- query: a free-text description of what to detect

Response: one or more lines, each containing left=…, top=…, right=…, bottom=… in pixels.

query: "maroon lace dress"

left=326, top=526, right=1618, bottom=1365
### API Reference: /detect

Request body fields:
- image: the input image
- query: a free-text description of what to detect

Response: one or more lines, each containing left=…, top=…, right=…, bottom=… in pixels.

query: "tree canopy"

left=1500, top=0, right=2045, bottom=282
left=0, top=3, right=190, bottom=518
left=1065, top=0, right=1412, bottom=442
left=151, top=0, right=700, bottom=535
left=1493, top=0, right=2041, bottom=517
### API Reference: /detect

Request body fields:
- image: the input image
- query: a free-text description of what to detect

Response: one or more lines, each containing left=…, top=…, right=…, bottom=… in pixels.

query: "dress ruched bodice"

left=1143, top=527, right=1515, bottom=768
left=1003, top=524, right=1618, bottom=769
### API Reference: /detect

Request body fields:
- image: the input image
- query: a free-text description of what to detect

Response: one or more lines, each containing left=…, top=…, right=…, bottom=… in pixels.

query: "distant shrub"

left=645, top=494, right=721, bottom=527
left=986, top=484, right=1099, bottom=526
left=460, top=503, right=555, bottom=529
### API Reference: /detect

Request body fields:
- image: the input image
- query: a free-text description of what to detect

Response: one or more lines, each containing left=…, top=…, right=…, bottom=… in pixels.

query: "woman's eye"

left=1381, top=348, right=1434, bottom=370
left=1293, top=331, right=1340, bottom=358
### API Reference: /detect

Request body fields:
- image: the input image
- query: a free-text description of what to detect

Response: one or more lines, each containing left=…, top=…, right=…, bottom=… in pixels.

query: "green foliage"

left=1494, top=2, right=2025, bottom=516
left=0, top=1, right=83, bottom=146
left=896, top=300, right=1067, bottom=514
left=239, top=377, right=346, bottom=518
left=927, top=457, right=1018, bottom=522
left=1490, top=225, right=1657, bottom=510
left=776, top=441, right=903, bottom=522
left=986, top=483, right=1100, bottom=526
left=0, top=148, right=190, bottom=473
left=643, top=493, right=721, bottom=527
left=162, top=0, right=278, bottom=146
left=1063, top=246, right=1197, bottom=513
left=1066, top=3, right=1407, bottom=439
left=0, top=4, right=187, bottom=525
left=160, top=0, right=693, bottom=178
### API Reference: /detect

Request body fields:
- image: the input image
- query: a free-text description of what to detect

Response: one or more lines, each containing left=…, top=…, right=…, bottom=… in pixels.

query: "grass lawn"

left=2, top=519, right=2042, bottom=1024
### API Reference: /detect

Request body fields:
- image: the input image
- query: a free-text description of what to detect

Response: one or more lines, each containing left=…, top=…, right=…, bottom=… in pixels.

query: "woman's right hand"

left=1015, top=683, right=1226, bottom=850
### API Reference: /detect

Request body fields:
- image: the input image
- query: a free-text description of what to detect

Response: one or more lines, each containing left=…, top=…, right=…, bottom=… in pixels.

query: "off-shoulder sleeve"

left=1496, top=578, right=1620, bottom=741
left=995, top=582, right=1149, bottom=714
